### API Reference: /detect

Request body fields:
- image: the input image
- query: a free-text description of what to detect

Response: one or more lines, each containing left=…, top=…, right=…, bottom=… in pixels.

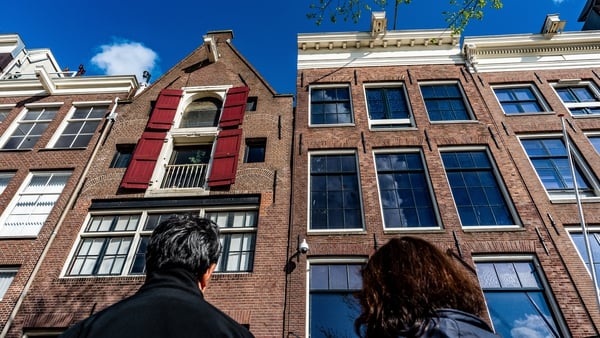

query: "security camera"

left=299, top=238, right=309, bottom=254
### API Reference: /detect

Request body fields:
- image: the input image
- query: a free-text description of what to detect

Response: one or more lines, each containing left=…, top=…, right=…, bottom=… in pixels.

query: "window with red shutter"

left=207, top=128, right=242, bottom=187
left=219, top=87, right=249, bottom=128
left=120, top=131, right=166, bottom=189
left=147, top=89, right=182, bottom=131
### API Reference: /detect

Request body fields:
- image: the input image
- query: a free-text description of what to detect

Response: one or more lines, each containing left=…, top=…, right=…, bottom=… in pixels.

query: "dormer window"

left=181, top=97, right=222, bottom=128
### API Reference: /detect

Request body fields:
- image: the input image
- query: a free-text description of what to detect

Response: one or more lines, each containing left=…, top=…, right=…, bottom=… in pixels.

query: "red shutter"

left=219, top=87, right=249, bottom=128
left=120, top=131, right=166, bottom=189
left=207, top=128, right=242, bottom=187
left=147, top=89, right=182, bottom=131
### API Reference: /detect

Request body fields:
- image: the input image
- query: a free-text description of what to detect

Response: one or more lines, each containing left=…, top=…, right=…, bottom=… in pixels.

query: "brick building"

left=2, top=31, right=293, bottom=337
left=0, top=34, right=138, bottom=336
left=286, top=12, right=600, bottom=338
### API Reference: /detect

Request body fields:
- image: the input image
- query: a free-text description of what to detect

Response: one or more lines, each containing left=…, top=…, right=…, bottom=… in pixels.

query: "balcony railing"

left=161, top=163, right=208, bottom=189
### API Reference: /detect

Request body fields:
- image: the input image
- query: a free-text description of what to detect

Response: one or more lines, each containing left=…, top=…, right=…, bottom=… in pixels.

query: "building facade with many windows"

left=0, top=34, right=139, bottom=336
left=286, top=13, right=600, bottom=338
left=3, top=31, right=293, bottom=337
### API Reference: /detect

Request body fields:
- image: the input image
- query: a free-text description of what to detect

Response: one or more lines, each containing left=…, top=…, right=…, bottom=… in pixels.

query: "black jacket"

left=60, top=268, right=255, bottom=338
left=408, top=309, right=499, bottom=338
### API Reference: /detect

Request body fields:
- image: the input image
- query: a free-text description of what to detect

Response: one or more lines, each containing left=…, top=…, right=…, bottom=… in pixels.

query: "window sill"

left=551, top=196, right=600, bottom=204
left=429, top=120, right=478, bottom=124
left=462, top=225, right=524, bottom=232
left=39, top=147, right=87, bottom=152
left=307, top=229, right=366, bottom=235
left=145, top=187, right=210, bottom=198
left=309, top=123, right=356, bottom=128
left=504, top=111, right=555, bottom=117
left=383, top=227, right=444, bottom=234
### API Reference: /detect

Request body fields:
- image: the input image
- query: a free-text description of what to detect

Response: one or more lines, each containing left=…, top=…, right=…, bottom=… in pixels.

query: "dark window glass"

left=522, top=138, right=593, bottom=195
left=310, top=87, right=353, bottom=125
left=244, top=139, right=266, bottom=163
left=375, top=152, right=436, bottom=227
left=109, top=144, right=135, bottom=168
left=494, top=87, right=545, bottom=114
left=556, top=86, right=600, bottom=115
left=476, top=261, right=562, bottom=338
left=181, top=98, right=221, bottom=128
left=310, top=154, right=363, bottom=230
left=421, top=84, right=470, bottom=121
left=3, top=107, right=58, bottom=150
left=441, top=151, right=515, bottom=226
left=366, top=87, right=410, bottom=128
left=310, top=264, right=362, bottom=338
left=246, top=97, right=257, bottom=111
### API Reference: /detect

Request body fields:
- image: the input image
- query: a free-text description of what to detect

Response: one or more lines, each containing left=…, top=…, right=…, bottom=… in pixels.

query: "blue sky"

left=4, top=0, right=587, bottom=95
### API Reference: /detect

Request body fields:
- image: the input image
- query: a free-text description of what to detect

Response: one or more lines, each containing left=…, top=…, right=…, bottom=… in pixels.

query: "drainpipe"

left=1, top=97, right=120, bottom=337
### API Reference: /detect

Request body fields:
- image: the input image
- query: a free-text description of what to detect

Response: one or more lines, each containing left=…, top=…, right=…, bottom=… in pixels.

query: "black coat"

left=410, top=309, right=500, bottom=338
left=60, top=268, right=255, bottom=338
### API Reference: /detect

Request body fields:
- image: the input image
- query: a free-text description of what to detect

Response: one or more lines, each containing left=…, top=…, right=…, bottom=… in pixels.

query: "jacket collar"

left=139, top=267, right=203, bottom=297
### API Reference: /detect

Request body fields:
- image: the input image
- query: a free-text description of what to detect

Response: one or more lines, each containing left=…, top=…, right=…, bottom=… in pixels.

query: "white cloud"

left=91, top=39, right=158, bottom=82
left=511, top=314, right=554, bottom=338
left=552, top=0, right=565, bottom=4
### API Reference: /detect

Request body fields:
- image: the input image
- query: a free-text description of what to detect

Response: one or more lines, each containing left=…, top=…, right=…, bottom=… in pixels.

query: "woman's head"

left=355, top=236, right=485, bottom=338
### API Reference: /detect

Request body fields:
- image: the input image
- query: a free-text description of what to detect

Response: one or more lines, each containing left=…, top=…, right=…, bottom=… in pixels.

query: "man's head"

left=145, top=215, right=221, bottom=281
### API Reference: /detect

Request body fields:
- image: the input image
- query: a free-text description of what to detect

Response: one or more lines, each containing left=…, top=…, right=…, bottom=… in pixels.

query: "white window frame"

left=518, top=133, right=600, bottom=201
left=63, top=206, right=259, bottom=278
left=439, top=146, right=521, bottom=230
left=474, top=255, right=569, bottom=337
left=0, top=171, right=71, bottom=238
left=307, top=150, right=365, bottom=233
left=146, top=88, right=229, bottom=197
left=566, top=226, right=600, bottom=290
left=373, top=148, right=441, bottom=230
left=0, top=267, right=17, bottom=300
left=0, top=103, right=15, bottom=124
left=0, top=103, right=63, bottom=150
left=308, top=84, right=354, bottom=127
left=419, top=80, right=476, bottom=123
left=0, top=172, right=15, bottom=195
left=491, top=84, right=551, bottom=115
left=47, top=102, right=110, bottom=149
left=552, top=81, right=600, bottom=117
left=363, top=82, right=414, bottom=129
left=306, top=257, right=367, bottom=338
left=205, top=208, right=258, bottom=273
left=585, top=131, right=600, bottom=157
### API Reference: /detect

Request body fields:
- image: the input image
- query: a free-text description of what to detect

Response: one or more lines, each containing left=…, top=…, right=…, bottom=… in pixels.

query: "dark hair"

left=145, top=214, right=221, bottom=279
left=354, top=236, right=485, bottom=338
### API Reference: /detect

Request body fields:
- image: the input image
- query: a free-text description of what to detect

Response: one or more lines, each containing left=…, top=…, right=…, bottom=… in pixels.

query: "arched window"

left=181, top=97, right=222, bottom=128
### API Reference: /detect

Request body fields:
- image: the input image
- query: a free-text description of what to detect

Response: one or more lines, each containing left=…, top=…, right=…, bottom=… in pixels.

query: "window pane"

left=477, top=261, right=561, bottom=338
left=495, top=87, right=545, bottom=114
left=0, top=269, right=17, bottom=299
left=442, top=151, right=515, bottom=226
left=421, top=84, right=469, bottom=121
left=570, top=232, right=600, bottom=288
left=376, top=153, right=437, bottom=228
left=310, top=87, right=353, bottom=125
left=310, top=154, right=363, bottom=230
left=590, top=136, right=600, bottom=155
left=206, top=210, right=257, bottom=272
left=522, top=138, right=593, bottom=194
left=0, top=172, right=71, bottom=237
left=0, top=173, right=14, bottom=195
left=310, top=264, right=362, bottom=338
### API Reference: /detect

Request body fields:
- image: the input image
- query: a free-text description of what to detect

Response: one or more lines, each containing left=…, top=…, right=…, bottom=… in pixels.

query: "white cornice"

left=0, top=75, right=139, bottom=97
left=298, top=29, right=462, bottom=69
left=464, top=30, right=600, bottom=72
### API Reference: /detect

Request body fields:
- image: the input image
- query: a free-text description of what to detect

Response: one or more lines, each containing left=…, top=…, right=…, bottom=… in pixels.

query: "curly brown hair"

left=354, top=236, right=485, bottom=338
